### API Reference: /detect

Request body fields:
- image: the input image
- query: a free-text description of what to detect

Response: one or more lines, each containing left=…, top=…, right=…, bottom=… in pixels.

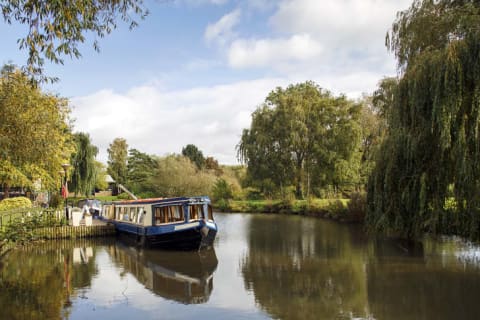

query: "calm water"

left=2, top=213, right=480, bottom=320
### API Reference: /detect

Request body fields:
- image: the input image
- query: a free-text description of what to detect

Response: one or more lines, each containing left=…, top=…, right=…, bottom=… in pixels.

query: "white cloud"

left=204, top=9, right=241, bottom=45
left=70, top=0, right=415, bottom=166
left=270, top=0, right=411, bottom=52
left=228, top=33, right=322, bottom=68
left=71, top=78, right=289, bottom=165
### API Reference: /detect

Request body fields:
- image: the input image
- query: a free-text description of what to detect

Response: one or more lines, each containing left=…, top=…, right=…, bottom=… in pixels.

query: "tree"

left=205, top=156, right=223, bottom=176
left=152, top=155, right=216, bottom=197
left=238, top=81, right=362, bottom=199
left=181, top=144, right=205, bottom=170
left=367, top=0, right=480, bottom=239
left=126, top=148, right=158, bottom=195
left=357, top=81, right=395, bottom=186
left=0, top=66, right=73, bottom=197
left=70, top=132, right=98, bottom=197
left=94, top=161, right=108, bottom=191
left=1, top=0, right=148, bottom=79
left=212, top=178, right=233, bottom=201
left=107, top=138, right=128, bottom=185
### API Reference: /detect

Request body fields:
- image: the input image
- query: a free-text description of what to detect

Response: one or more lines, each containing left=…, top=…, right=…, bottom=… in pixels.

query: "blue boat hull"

left=112, top=220, right=217, bottom=251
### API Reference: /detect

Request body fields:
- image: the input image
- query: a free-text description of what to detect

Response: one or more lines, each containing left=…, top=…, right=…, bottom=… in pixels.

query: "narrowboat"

left=101, top=196, right=217, bottom=250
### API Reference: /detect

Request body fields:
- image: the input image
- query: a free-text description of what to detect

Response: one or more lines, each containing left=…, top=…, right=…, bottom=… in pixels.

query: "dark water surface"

left=2, top=213, right=480, bottom=319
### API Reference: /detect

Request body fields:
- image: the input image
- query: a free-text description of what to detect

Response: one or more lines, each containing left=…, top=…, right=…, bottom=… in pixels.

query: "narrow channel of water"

left=1, top=213, right=480, bottom=319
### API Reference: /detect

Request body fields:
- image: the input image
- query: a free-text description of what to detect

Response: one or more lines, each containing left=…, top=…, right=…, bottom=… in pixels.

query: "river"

left=1, top=212, right=480, bottom=319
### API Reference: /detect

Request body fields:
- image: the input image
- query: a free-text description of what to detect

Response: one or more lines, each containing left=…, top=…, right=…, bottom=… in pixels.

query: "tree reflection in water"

left=241, top=215, right=371, bottom=319
left=0, top=239, right=102, bottom=320
left=241, top=214, right=480, bottom=320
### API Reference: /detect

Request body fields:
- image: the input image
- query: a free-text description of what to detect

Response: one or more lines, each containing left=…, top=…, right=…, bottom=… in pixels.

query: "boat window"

left=123, top=207, right=129, bottom=221
left=207, top=205, right=214, bottom=221
left=130, top=207, right=137, bottom=223
left=137, top=207, right=145, bottom=224
left=115, top=207, right=123, bottom=220
left=189, top=205, right=203, bottom=221
left=154, top=206, right=184, bottom=225
left=107, top=205, right=114, bottom=219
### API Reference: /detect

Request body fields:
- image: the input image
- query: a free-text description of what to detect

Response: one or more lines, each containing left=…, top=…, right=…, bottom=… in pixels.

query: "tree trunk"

left=295, top=158, right=304, bottom=199
left=3, top=183, right=9, bottom=198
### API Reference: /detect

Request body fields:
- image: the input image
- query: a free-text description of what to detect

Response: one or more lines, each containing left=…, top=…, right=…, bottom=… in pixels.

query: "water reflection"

left=0, top=239, right=104, bottom=320
left=241, top=215, right=371, bottom=319
left=2, top=214, right=480, bottom=320
left=368, top=237, right=480, bottom=320
left=107, top=241, right=218, bottom=304
left=241, top=214, right=480, bottom=320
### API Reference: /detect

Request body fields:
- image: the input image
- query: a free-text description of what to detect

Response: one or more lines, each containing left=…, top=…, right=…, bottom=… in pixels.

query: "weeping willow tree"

left=70, top=132, right=99, bottom=197
left=367, top=0, right=480, bottom=239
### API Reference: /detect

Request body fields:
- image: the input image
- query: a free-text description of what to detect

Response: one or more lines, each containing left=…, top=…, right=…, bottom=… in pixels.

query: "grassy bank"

left=215, top=196, right=365, bottom=223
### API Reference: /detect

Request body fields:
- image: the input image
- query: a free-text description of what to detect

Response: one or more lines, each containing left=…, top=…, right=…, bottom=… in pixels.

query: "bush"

left=49, top=193, right=62, bottom=208
left=212, top=178, right=233, bottom=202
left=1, top=214, right=65, bottom=245
left=326, top=200, right=347, bottom=218
left=215, top=199, right=231, bottom=212
left=242, top=187, right=263, bottom=200
left=137, top=191, right=157, bottom=199
left=116, top=192, right=131, bottom=200
left=0, top=197, right=32, bottom=211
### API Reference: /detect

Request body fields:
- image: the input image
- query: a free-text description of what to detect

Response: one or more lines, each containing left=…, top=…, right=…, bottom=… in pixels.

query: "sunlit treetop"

left=387, top=0, right=480, bottom=71
left=1, top=0, right=149, bottom=80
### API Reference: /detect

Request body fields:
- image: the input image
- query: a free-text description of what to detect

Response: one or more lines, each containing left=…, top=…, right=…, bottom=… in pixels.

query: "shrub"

left=326, top=200, right=347, bottom=218
left=0, top=197, right=32, bottom=211
left=212, top=178, right=233, bottom=202
left=242, top=187, right=263, bottom=200
left=116, top=192, right=131, bottom=200
left=215, top=199, right=231, bottom=212
left=137, top=191, right=157, bottom=199
left=49, top=193, right=62, bottom=208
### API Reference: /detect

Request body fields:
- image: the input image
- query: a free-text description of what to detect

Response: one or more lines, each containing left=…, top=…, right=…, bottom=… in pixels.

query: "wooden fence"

left=33, top=225, right=116, bottom=239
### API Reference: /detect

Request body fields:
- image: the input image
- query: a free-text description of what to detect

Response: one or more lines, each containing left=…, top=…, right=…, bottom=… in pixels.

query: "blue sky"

left=0, top=0, right=412, bottom=164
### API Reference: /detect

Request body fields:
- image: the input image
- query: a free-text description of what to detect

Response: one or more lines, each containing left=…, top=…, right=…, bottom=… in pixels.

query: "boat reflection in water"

left=107, top=240, right=218, bottom=304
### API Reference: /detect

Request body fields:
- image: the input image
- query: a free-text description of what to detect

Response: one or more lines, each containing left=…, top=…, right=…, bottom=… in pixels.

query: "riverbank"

left=214, top=196, right=366, bottom=223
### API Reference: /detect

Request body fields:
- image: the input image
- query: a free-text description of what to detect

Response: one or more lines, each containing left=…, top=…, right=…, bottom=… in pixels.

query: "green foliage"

left=70, top=132, right=98, bottom=197
left=107, top=138, right=128, bottom=185
left=1, top=212, right=65, bottom=245
left=126, top=148, right=157, bottom=195
left=1, top=0, right=148, bottom=79
left=136, top=191, right=157, bottom=199
left=227, top=198, right=350, bottom=217
left=241, top=187, right=263, bottom=200
left=238, top=81, right=362, bottom=199
left=367, top=0, right=480, bottom=240
left=94, top=161, right=108, bottom=191
left=48, top=193, right=62, bottom=209
left=152, top=154, right=215, bottom=197
left=212, top=178, right=233, bottom=201
left=215, top=198, right=232, bottom=212
left=324, top=200, right=348, bottom=219
left=0, top=197, right=32, bottom=211
left=116, top=192, right=132, bottom=200
left=181, top=144, right=206, bottom=170
left=0, top=66, right=74, bottom=196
